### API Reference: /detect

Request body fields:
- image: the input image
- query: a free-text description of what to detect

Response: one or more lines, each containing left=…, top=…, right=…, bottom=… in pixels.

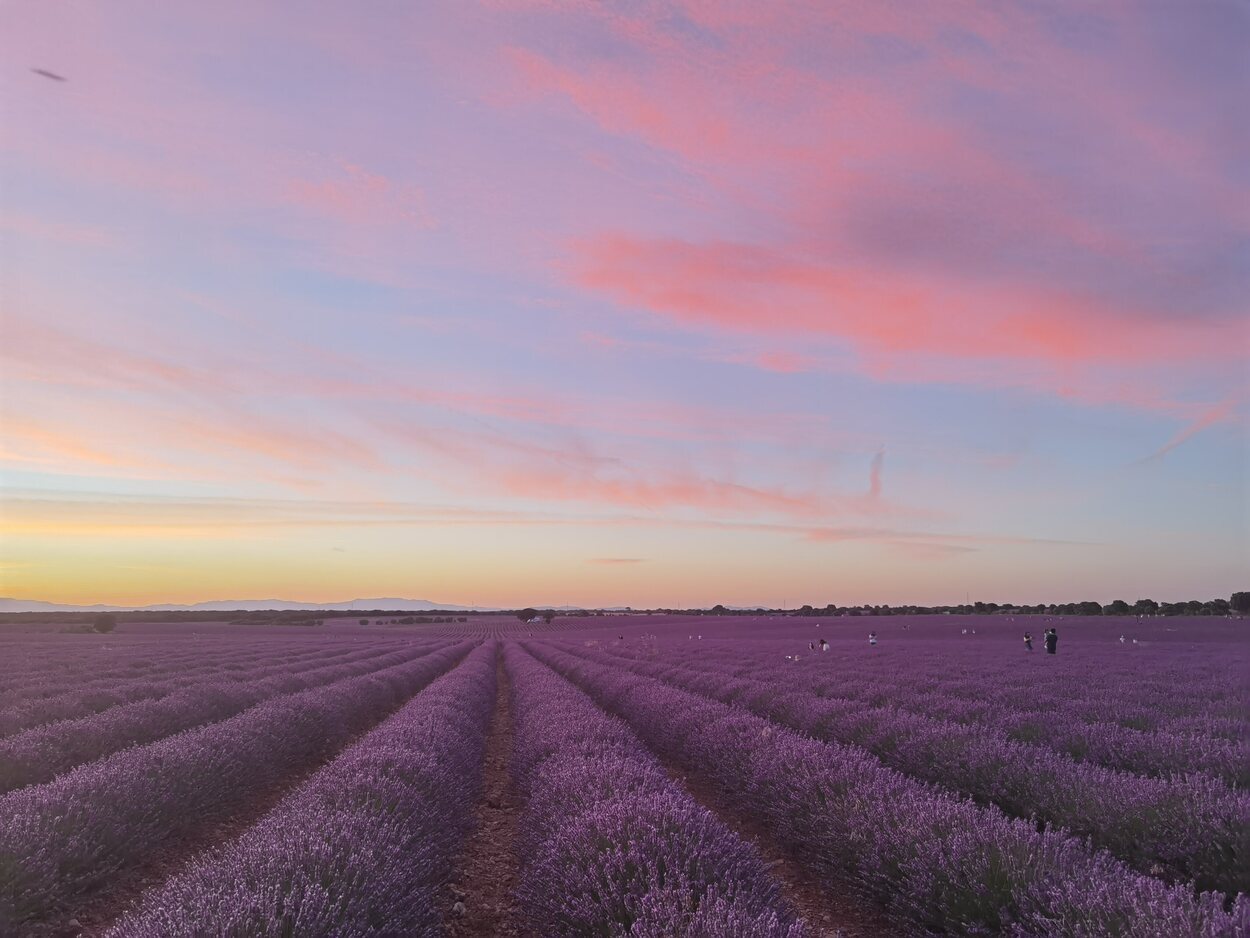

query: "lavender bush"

left=0, top=640, right=416, bottom=737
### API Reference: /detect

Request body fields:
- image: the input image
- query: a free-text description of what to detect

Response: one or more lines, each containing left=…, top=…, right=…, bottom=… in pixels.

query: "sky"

left=1, top=1, right=1246, bottom=608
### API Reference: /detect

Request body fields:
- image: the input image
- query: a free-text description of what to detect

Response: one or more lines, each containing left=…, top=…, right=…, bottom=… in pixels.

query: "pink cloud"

left=749, top=350, right=817, bottom=374
left=507, top=46, right=736, bottom=165
left=286, top=162, right=435, bottom=230
left=1, top=211, right=126, bottom=251
left=485, top=1, right=1245, bottom=422
left=571, top=234, right=1234, bottom=367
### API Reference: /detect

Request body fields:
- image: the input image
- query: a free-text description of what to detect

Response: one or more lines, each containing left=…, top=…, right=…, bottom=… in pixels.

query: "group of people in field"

left=1022, top=627, right=1059, bottom=654
left=792, top=623, right=1070, bottom=660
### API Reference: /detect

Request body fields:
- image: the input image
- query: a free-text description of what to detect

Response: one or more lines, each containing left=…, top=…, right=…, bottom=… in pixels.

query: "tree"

left=1231, top=592, right=1250, bottom=615
left=1133, top=599, right=1159, bottom=615
left=516, top=608, right=538, bottom=623
left=542, top=611, right=556, bottom=624
left=1106, top=600, right=1130, bottom=615
left=359, top=619, right=368, bottom=626
left=92, top=613, right=117, bottom=634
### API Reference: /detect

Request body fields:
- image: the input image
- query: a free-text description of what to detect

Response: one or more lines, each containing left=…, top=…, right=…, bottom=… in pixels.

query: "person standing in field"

left=1023, top=632, right=1033, bottom=652
left=1044, top=628, right=1058, bottom=654
left=868, top=631, right=878, bottom=646
left=819, top=638, right=829, bottom=652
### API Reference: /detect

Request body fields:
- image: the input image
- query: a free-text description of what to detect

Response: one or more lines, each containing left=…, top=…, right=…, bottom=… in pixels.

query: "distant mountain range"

left=0, top=597, right=501, bottom=613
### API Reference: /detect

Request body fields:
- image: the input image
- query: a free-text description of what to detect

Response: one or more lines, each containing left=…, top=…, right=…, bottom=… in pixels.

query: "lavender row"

left=0, top=637, right=408, bottom=715
left=107, top=642, right=498, bottom=937
left=619, top=639, right=1245, bottom=742
left=0, top=640, right=420, bottom=737
left=0, top=633, right=333, bottom=687
left=803, top=651, right=1245, bottom=740
left=0, top=643, right=447, bottom=793
left=597, top=643, right=1249, bottom=787
left=634, top=638, right=1245, bottom=735
left=506, top=644, right=804, bottom=937
left=0, top=644, right=269, bottom=702
left=528, top=643, right=1247, bottom=937
left=571, top=644, right=1248, bottom=894
left=0, top=640, right=470, bottom=932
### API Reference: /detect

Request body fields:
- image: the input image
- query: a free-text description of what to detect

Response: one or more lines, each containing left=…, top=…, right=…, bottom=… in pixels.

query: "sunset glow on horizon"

left=2, top=1, right=1246, bottom=608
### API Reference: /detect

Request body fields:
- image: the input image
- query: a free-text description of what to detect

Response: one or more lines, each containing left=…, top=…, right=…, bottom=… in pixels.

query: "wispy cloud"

left=868, top=448, right=884, bottom=501
left=1137, top=400, right=1242, bottom=464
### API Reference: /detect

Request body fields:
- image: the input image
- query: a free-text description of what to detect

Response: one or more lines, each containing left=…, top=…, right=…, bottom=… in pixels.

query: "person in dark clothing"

left=1023, top=632, right=1033, bottom=652
left=1044, top=628, right=1058, bottom=654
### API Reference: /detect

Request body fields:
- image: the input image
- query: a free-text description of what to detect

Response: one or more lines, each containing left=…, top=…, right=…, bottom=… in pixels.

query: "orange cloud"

left=376, top=416, right=920, bottom=523
left=0, top=418, right=135, bottom=470
left=4, top=319, right=211, bottom=395
left=495, top=465, right=820, bottom=517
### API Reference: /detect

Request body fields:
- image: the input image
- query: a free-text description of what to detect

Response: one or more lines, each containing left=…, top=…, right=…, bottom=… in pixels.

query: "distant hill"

left=0, top=597, right=497, bottom=613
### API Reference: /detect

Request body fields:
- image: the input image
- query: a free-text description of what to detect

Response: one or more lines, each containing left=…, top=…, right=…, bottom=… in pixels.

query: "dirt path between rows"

left=446, top=652, right=524, bottom=937
left=658, top=759, right=895, bottom=938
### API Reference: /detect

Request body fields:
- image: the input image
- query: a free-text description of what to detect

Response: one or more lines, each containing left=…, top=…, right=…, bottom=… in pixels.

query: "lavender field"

left=0, top=615, right=1245, bottom=937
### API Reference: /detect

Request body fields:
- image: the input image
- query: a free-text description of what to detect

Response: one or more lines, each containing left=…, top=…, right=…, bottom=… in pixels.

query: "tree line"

left=727, top=593, right=1250, bottom=617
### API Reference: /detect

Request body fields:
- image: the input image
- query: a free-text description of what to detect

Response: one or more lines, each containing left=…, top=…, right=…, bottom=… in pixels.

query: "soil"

left=445, top=653, right=524, bottom=937
left=660, top=760, right=895, bottom=938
